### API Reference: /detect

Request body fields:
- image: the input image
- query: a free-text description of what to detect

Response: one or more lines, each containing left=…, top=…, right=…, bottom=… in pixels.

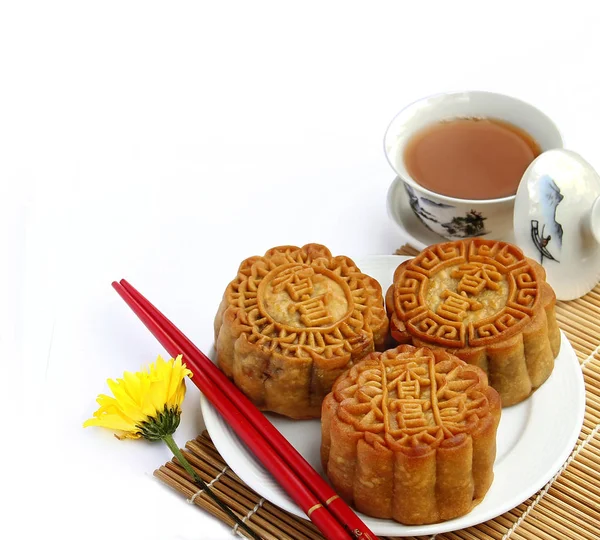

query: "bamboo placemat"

left=156, top=245, right=600, bottom=540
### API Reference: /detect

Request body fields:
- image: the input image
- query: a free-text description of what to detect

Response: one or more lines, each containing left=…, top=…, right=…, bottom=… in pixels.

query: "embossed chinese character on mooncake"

left=214, top=244, right=389, bottom=419
left=387, top=239, right=561, bottom=406
left=321, top=345, right=501, bottom=525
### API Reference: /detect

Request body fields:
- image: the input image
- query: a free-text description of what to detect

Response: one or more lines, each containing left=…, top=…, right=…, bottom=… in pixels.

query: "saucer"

left=386, top=176, right=516, bottom=250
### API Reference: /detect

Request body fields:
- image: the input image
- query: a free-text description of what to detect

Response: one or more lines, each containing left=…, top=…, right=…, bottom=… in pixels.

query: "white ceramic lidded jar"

left=384, top=91, right=563, bottom=241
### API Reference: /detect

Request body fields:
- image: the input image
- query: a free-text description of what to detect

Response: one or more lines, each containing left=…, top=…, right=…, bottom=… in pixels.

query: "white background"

left=3, top=2, right=600, bottom=539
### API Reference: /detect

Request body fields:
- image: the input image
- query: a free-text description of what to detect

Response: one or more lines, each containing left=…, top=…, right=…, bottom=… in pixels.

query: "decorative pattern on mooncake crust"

left=387, top=239, right=561, bottom=406
left=214, top=244, right=389, bottom=419
left=321, top=345, right=501, bottom=525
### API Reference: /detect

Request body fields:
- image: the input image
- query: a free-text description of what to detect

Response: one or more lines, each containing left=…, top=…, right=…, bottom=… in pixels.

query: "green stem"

left=162, top=434, right=261, bottom=540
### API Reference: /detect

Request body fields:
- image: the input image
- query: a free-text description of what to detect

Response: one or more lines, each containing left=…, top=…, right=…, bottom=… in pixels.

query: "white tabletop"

left=5, top=2, right=600, bottom=539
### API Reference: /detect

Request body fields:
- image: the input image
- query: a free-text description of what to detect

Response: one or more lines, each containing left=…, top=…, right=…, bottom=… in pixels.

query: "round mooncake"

left=214, top=243, right=389, bottom=419
left=321, top=345, right=501, bottom=525
left=387, top=239, right=561, bottom=406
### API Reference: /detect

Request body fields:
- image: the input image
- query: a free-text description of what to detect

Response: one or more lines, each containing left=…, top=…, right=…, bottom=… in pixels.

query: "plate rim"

left=201, top=254, right=586, bottom=536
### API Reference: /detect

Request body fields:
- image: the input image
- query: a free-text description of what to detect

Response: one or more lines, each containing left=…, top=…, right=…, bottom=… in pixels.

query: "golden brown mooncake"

left=321, top=345, right=501, bottom=525
left=387, top=239, right=561, bottom=406
left=214, top=243, right=389, bottom=419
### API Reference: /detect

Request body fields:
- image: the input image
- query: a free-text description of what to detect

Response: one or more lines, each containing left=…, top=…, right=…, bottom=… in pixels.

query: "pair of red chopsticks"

left=112, top=279, right=378, bottom=540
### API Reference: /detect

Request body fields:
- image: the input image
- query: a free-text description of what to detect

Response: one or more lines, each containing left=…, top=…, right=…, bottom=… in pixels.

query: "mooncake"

left=321, top=345, right=501, bottom=525
left=387, top=239, right=561, bottom=406
left=214, top=243, right=389, bottom=419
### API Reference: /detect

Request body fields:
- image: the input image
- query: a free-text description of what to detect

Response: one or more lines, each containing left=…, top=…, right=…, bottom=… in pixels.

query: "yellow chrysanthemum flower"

left=84, top=355, right=192, bottom=440
left=84, top=352, right=259, bottom=538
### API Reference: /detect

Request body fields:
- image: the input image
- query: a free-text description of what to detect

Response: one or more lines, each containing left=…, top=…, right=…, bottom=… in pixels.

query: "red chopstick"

left=113, top=279, right=378, bottom=540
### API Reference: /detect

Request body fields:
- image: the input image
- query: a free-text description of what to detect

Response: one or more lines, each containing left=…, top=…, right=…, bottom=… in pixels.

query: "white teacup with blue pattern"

left=384, top=91, right=563, bottom=240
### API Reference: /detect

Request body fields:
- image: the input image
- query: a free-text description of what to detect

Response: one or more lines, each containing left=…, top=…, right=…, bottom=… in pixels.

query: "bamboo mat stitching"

left=581, top=344, right=600, bottom=368
left=187, top=464, right=229, bottom=504
left=233, top=499, right=266, bottom=537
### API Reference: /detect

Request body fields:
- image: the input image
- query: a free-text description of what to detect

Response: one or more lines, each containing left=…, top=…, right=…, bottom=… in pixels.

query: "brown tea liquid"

left=403, top=118, right=541, bottom=200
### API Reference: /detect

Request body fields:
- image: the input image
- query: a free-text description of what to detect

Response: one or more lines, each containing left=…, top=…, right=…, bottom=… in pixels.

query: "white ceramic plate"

left=386, top=177, right=517, bottom=250
left=201, top=255, right=586, bottom=537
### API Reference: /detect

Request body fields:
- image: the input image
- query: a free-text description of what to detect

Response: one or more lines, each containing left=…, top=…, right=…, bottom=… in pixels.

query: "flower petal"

left=107, top=374, right=150, bottom=423
left=166, top=356, right=192, bottom=408
left=114, top=431, right=142, bottom=440
left=83, top=412, right=140, bottom=434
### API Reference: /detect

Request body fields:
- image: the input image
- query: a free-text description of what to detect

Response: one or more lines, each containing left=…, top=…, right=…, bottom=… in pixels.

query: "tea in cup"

left=384, top=91, right=563, bottom=240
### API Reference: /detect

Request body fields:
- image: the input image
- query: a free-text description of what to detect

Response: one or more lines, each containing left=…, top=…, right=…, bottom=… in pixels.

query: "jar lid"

left=514, top=149, right=600, bottom=300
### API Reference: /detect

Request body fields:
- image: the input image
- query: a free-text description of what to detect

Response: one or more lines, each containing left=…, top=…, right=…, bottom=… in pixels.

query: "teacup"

left=384, top=91, right=563, bottom=240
